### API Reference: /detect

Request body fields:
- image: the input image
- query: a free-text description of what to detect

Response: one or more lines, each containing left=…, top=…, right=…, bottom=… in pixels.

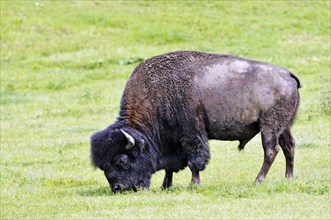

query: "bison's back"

left=122, top=51, right=299, bottom=141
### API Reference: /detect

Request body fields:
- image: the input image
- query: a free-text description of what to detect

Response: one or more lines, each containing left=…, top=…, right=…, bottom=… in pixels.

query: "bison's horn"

left=120, top=129, right=135, bottom=149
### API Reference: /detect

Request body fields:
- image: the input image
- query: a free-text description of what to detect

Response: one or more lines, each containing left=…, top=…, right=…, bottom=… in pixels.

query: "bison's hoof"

left=254, top=176, right=265, bottom=184
left=189, top=181, right=202, bottom=189
left=161, top=183, right=173, bottom=190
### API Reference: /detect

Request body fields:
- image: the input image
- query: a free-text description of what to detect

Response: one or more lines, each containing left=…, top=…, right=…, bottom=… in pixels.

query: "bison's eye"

left=114, top=154, right=129, bottom=170
left=99, top=163, right=111, bottom=172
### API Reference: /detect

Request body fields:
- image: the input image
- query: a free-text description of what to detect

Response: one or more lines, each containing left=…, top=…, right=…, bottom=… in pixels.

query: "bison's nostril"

left=112, top=184, right=122, bottom=192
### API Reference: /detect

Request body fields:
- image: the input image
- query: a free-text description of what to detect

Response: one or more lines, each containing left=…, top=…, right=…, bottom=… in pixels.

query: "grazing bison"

left=91, top=51, right=300, bottom=192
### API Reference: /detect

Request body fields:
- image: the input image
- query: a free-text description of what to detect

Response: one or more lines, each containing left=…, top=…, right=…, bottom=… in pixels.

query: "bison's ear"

left=120, top=129, right=135, bottom=150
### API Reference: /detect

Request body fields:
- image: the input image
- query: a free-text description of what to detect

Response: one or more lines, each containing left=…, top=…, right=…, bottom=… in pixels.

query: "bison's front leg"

left=182, top=133, right=210, bottom=186
left=190, top=169, right=201, bottom=185
left=161, top=170, right=173, bottom=189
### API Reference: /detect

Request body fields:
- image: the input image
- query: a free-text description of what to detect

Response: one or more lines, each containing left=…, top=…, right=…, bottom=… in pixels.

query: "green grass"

left=1, top=1, right=330, bottom=219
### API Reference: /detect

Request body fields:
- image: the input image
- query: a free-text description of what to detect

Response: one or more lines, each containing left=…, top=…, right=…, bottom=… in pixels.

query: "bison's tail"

left=290, top=72, right=302, bottom=89
left=289, top=72, right=301, bottom=125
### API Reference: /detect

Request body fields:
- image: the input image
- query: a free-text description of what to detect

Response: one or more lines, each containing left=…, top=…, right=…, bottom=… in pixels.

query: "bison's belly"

left=207, top=120, right=260, bottom=141
left=201, top=90, right=262, bottom=141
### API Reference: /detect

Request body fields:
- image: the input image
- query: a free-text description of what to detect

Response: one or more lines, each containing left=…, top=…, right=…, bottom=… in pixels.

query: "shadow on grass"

left=79, top=179, right=329, bottom=197
left=80, top=187, right=113, bottom=196
left=79, top=185, right=194, bottom=197
left=79, top=183, right=260, bottom=197
left=79, top=187, right=137, bottom=197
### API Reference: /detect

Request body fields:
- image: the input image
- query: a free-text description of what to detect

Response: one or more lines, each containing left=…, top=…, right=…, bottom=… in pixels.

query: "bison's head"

left=90, top=125, right=156, bottom=192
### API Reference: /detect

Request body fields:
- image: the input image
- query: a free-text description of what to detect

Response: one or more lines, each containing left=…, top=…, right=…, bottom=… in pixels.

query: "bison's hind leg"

left=255, top=105, right=294, bottom=183
left=255, top=129, right=280, bottom=183
left=279, top=127, right=295, bottom=179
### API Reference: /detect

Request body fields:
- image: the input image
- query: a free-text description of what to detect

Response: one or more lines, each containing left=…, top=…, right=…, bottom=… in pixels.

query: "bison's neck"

left=118, top=108, right=181, bottom=170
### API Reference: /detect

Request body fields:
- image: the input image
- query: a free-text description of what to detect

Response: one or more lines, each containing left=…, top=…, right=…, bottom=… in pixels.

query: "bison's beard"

left=107, top=172, right=152, bottom=193
left=111, top=182, right=150, bottom=193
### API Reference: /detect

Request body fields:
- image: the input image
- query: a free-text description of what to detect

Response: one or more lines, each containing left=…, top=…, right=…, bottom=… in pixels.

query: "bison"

left=91, top=51, right=300, bottom=192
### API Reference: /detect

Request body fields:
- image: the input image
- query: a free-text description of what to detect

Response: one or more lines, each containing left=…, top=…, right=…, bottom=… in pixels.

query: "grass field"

left=1, top=1, right=330, bottom=219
